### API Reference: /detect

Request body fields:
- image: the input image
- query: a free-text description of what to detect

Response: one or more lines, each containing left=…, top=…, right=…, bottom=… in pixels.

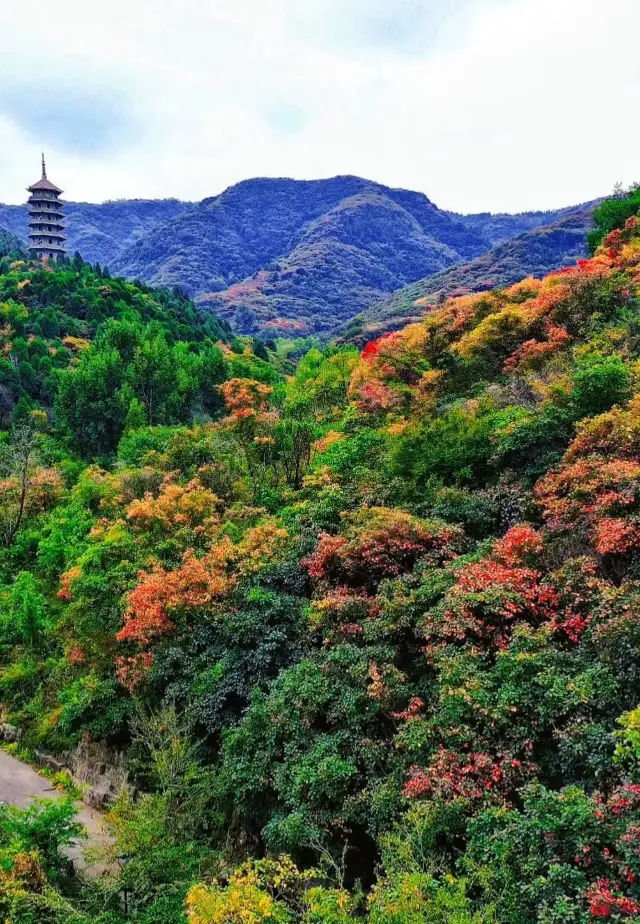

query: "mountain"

left=444, top=201, right=597, bottom=246
left=1, top=177, right=600, bottom=336
left=111, top=176, right=492, bottom=335
left=0, top=198, right=191, bottom=266
left=0, top=226, right=26, bottom=258
left=341, top=203, right=598, bottom=342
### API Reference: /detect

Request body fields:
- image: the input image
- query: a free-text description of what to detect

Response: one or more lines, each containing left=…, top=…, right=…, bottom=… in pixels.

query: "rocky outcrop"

left=33, top=738, right=136, bottom=809
left=0, top=723, right=23, bottom=743
left=68, top=738, right=136, bottom=808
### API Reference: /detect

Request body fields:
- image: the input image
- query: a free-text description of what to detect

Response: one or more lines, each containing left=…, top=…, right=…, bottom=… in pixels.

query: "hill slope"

left=445, top=200, right=597, bottom=246
left=0, top=252, right=234, bottom=446
left=342, top=204, right=597, bottom=341
left=0, top=226, right=26, bottom=258
left=2, top=197, right=640, bottom=921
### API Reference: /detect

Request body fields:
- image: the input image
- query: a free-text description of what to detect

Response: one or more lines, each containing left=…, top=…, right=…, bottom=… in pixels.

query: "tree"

left=0, top=572, right=50, bottom=650
left=0, top=423, right=59, bottom=547
left=55, top=346, right=127, bottom=457
left=131, top=334, right=180, bottom=425
left=587, top=184, right=640, bottom=253
left=273, top=395, right=317, bottom=489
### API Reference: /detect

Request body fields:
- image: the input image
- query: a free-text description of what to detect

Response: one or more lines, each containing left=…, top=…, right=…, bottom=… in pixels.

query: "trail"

left=0, top=747, right=114, bottom=877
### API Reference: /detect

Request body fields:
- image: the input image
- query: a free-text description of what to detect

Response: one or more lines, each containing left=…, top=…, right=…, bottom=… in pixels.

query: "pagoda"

left=27, top=154, right=66, bottom=261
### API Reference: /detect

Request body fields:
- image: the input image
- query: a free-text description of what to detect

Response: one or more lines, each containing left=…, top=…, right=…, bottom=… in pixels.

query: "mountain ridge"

left=0, top=176, right=601, bottom=335
left=0, top=198, right=192, bottom=266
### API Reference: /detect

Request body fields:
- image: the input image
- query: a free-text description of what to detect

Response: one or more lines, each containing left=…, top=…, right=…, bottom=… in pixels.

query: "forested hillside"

left=1, top=191, right=640, bottom=922
left=112, top=176, right=489, bottom=334
left=0, top=252, right=234, bottom=451
left=446, top=200, right=599, bottom=247
left=1, top=178, right=597, bottom=338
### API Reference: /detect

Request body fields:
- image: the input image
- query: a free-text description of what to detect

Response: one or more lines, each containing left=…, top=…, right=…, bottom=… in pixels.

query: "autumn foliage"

left=118, top=544, right=234, bottom=638
left=304, top=507, right=463, bottom=590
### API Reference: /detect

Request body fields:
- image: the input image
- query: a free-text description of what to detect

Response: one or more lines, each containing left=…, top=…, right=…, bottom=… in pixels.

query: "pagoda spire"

left=27, top=156, right=66, bottom=262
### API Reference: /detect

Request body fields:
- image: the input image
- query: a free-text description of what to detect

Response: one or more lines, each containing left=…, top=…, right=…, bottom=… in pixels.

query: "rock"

left=0, top=723, right=23, bottom=743
left=34, top=750, right=68, bottom=772
left=68, top=738, right=130, bottom=808
left=14, top=736, right=136, bottom=811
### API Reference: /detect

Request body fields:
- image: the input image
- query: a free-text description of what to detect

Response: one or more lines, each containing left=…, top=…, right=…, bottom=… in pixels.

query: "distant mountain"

left=0, top=178, right=600, bottom=336
left=444, top=202, right=597, bottom=247
left=0, top=226, right=26, bottom=258
left=340, top=204, right=598, bottom=343
left=0, top=199, right=191, bottom=266
left=109, top=177, right=490, bottom=335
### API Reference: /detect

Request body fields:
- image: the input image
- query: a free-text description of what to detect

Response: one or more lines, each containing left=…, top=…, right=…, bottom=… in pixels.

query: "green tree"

left=131, top=334, right=180, bottom=425
left=0, top=422, right=44, bottom=546
left=587, top=183, right=640, bottom=253
left=55, top=346, right=127, bottom=457
left=0, top=571, right=50, bottom=650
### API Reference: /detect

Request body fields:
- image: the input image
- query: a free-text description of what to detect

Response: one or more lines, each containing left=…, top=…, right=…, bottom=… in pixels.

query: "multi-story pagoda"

left=27, top=155, right=66, bottom=261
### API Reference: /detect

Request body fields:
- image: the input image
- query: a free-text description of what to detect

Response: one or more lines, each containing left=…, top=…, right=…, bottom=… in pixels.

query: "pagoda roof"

left=27, top=177, right=63, bottom=193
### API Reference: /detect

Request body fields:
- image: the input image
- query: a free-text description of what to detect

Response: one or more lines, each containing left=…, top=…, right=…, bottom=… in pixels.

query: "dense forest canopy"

left=1, top=188, right=640, bottom=923
left=0, top=252, right=242, bottom=453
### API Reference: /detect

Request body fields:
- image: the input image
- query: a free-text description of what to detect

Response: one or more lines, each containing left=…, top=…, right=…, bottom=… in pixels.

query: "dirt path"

left=0, top=747, right=114, bottom=878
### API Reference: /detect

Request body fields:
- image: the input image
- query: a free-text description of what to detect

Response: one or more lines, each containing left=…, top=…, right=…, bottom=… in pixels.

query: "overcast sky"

left=0, top=0, right=637, bottom=212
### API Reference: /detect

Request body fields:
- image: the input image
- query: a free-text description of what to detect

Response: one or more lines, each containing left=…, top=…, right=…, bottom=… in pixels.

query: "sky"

left=0, top=0, right=638, bottom=213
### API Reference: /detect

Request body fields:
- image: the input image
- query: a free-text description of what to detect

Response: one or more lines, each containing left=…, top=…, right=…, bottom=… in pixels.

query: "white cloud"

left=0, top=0, right=636, bottom=211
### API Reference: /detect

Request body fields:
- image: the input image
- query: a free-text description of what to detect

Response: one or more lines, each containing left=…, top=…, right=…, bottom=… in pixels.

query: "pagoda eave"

left=27, top=185, right=63, bottom=194
left=30, top=244, right=67, bottom=253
